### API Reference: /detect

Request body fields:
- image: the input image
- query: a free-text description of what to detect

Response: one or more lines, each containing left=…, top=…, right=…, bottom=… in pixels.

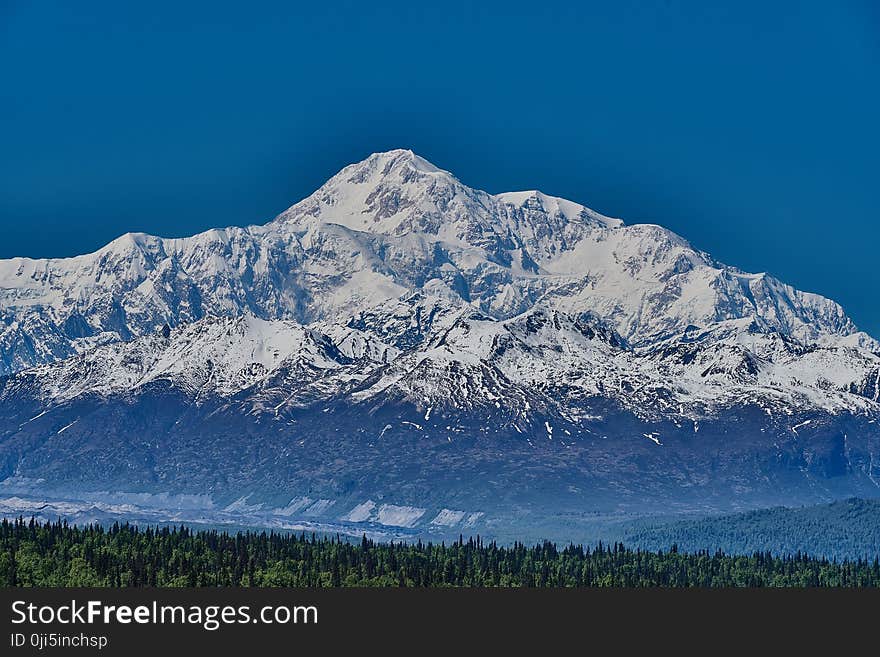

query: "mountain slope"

left=2, top=298, right=879, bottom=537
left=623, top=498, right=880, bottom=561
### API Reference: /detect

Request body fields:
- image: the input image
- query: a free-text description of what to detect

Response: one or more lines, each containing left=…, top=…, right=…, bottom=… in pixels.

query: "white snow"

left=375, top=504, right=426, bottom=528
left=303, top=499, right=335, bottom=516
left=642, top=432, right=662, bottom=446
left=341, top=500, right=376, bottom=523
left=430, top=509, right=468, bottom=526
left=56, top=421, right=77, bottom=435
left=273, top=497, right=313, bottom=516
left=223, top=495, right=263, bottom=513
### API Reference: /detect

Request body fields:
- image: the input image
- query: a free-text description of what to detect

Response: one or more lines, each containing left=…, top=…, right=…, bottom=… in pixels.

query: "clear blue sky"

left=1, top=1, right=878, bottom=334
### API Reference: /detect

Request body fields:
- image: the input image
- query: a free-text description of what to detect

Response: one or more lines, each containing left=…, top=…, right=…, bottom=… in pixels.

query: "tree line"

left=2, top=517, right=878, bottom=587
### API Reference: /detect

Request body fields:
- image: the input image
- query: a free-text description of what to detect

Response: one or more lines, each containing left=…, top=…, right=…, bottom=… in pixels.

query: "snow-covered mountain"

left=1, top=149, right=879, bottom=540
left=1, top=149, right=875, bottom=378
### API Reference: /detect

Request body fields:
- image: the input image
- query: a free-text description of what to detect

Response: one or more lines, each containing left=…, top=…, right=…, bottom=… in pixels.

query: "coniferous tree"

left=1, top=517, right=878, bottom=588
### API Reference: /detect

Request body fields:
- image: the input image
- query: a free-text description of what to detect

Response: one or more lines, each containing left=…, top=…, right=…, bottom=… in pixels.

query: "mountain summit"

left=1, top=150, right=879, bottom=540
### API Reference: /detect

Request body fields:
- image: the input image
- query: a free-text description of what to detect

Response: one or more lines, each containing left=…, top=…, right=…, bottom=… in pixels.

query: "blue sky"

left=1, top=1, right=878, bottom=334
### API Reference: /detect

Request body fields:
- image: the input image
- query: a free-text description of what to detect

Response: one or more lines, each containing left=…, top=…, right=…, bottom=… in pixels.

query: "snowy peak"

left=273, top=149, right=621, bottom=255
left=273, top=149, right=476, bottom=237
left=0, top=149, right=876, bottom=380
